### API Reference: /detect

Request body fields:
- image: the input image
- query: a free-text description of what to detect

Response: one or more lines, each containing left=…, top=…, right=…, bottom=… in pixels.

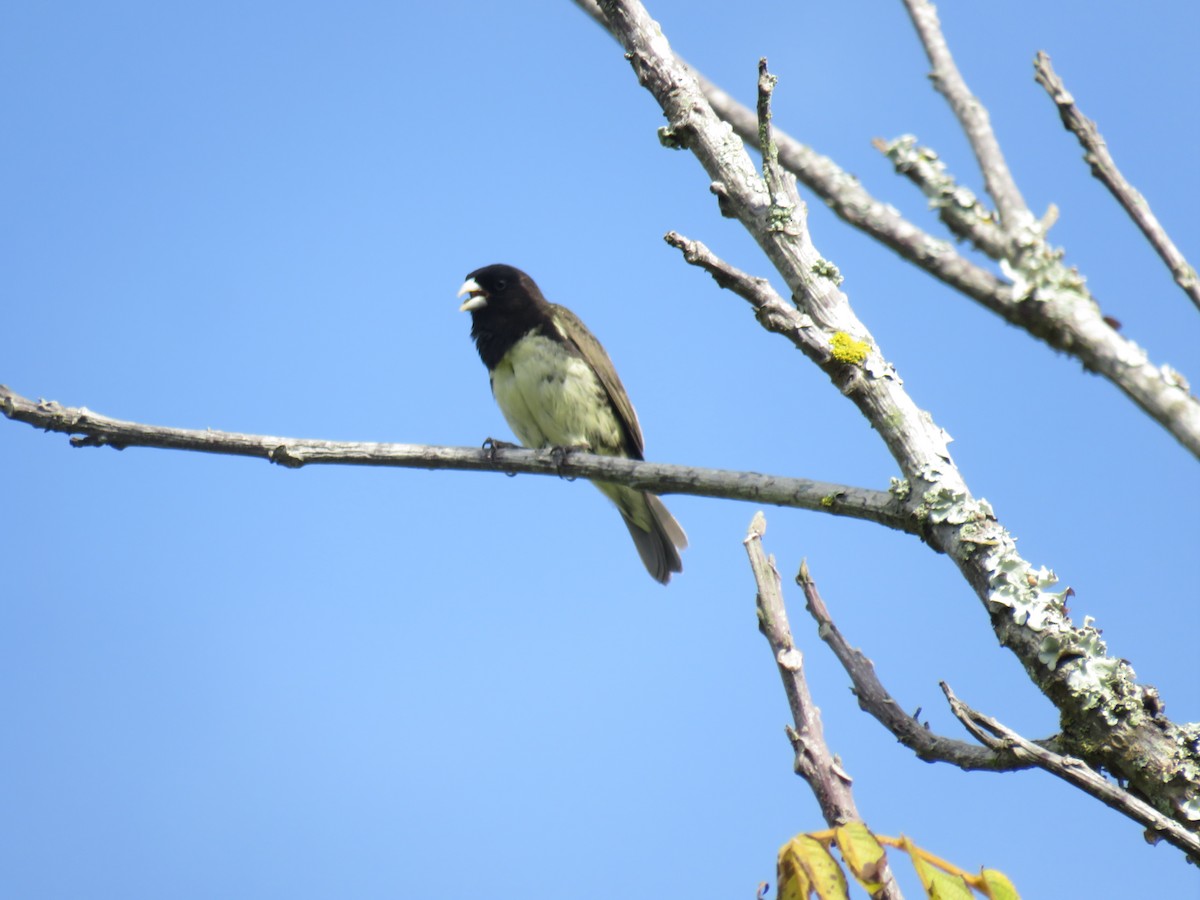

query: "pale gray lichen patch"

left=811, top=258, right=843, bottom=285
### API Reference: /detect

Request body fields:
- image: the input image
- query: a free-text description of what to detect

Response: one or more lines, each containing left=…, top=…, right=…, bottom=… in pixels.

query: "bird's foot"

left=550, top=443, right=590, bottom=481
left=482, top=437, right=519, bottom=458
left=482, top=437, right=520, bottom=476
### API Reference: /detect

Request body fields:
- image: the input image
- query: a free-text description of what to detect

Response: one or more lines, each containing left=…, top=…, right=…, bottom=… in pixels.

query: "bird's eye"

left=495, top=280, right=507, bottom=291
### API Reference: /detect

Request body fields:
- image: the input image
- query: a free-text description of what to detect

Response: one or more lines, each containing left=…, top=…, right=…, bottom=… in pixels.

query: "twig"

left=661, top=232, right=829, bottom=362
left=663, top=232, right=780, bottom=310
left=744, top=515, right=904, bottom=900
left=942, top=684, right=1200, bottom=862
left=901, top=0, right=1030, bottom=234
left=0, top=384, right=911, bottom=530
left=876, top=135, right=1006, bottom=258
left=1034, top=51, right=1200, bottom=312
left=796, top=560, right=1053, bottom=772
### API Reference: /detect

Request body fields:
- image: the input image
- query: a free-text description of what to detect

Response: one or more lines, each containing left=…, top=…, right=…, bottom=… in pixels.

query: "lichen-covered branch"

left=876, top=135, right=1007, bottom=258
left=888, top=0, right=1200, bottom=458
left=745, top=516, right=905, bottom=900
left=590, top=0, right=1200, bottom=839
left=878, top=134, right=1200, bottom=457
left=573, top=0, right=1200, bottom=458
left=1033, top=51, right=1200, bottom=312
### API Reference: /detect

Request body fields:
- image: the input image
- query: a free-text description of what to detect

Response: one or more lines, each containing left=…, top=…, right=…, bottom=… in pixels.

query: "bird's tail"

left=616, top=490, right=688, bottom=585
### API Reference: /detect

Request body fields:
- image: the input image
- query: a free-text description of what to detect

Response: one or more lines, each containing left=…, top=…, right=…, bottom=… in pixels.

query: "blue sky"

left=3, top=2, right=1197, bottom=897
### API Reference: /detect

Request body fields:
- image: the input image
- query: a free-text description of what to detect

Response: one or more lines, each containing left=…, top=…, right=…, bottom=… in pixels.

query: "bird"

left=457, top=263, right=687, bottom=584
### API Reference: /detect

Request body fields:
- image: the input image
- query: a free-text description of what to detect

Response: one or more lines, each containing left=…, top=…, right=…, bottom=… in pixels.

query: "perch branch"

left=0, top=384, right=910, bottom=530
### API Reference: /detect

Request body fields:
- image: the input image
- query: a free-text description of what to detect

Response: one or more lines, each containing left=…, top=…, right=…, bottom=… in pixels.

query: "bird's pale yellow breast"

left=492, top=333, right=624, bottom=452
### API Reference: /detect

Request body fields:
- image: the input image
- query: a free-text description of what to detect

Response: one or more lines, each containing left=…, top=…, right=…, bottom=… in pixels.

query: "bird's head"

left=457, top=264, right=544, bottom=314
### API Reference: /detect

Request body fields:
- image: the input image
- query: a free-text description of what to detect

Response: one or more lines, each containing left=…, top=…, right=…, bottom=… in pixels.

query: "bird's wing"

left=550, top=303, right=645, bottom=459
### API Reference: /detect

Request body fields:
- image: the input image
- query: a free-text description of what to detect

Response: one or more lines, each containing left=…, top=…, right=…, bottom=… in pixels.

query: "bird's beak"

left=457, top=278, right=488, bottom=312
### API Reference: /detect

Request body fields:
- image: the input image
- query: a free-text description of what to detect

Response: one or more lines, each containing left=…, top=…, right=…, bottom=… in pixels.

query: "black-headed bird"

left=457, top=264, right=686, bottom=584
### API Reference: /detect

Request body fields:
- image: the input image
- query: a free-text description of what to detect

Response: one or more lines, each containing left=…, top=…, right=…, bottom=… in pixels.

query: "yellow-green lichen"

left=830, top=331, right=870, bottom=365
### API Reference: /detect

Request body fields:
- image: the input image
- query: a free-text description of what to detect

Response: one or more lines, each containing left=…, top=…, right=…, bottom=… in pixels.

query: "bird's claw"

left=482, top=437, right=520, bottom=476
left=482, top=437, right=518, bottom=459
left=550, top=444, right=590, bottom=481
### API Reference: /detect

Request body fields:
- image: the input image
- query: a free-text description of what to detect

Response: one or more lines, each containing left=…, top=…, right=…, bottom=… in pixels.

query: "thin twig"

left=663, top=232, right=781, bottom=310
left=901, top=0, right=1029, bottom=234
left=661, top=232, right=830, bottom=361
left=942, top=684, right=1200, bottom=862
left=0, top=384, right=911, bottom=530
left=876, top=135, right=1006, bottom=258
left=796, top=560, right=1054, bottom=772
left=1034, top=51, right=1200, bottom=312
left=744, top=515, right=905, bottom=900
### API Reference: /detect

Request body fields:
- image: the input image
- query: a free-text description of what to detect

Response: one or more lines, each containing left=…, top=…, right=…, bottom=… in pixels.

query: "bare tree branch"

left=796, top=559, right=1052, bottom=773
left=942, top=684, right=1200, bottom=862
left=900, top=0, right=1029, bottom=234
left=0, top=384, right=911, bottom=530
left=745, top=516, right=905, bottom=900
left=661, top=232, right=830, bottom=362
left=589, top=0, right=1200, bottom=836
left=1033, top=51, right=1200, bottom=312
left=663, top=232, right=779, bottom=311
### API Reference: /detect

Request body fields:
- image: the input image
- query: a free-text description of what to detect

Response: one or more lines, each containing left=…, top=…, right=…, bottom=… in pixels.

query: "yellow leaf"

left=778, top=835, right=850, bottom=900
left=777, top=838, right=813, bottom=900
left=834, top=823, right=887, bottom=892
left=978, top=868, right=1020, bottom=900
left=903, top=836, right=971, bottom=900
left=925, top=869, right=973, bottom=900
